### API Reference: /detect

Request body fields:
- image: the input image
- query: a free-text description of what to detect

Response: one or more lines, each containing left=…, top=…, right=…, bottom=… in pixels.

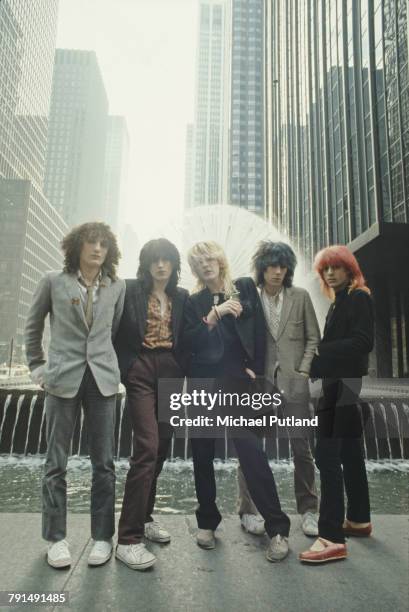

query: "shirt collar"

left=77, top=269, right=103, bottom=286
left=262, top=286, right=284, bottom=304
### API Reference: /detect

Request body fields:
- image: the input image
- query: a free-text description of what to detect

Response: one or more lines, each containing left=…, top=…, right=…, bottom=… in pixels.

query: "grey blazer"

left=262, top=286, right=320, bottom=403
left=24, top=271, right=126, bottom=398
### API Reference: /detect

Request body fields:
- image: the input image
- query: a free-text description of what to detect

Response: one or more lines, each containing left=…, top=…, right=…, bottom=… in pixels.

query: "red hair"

left=314, top=245, right=370, bottom=299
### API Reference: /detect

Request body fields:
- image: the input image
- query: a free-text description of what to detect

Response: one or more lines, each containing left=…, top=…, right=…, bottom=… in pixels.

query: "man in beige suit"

left=238, top=241, right=320, bottom=537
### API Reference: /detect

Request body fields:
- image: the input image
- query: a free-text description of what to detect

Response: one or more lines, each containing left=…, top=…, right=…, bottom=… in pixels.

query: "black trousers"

left=315, top=378, right=371, bottom=543
left=191, top=435, right=290, bottom=537
left=190, top=373, right=290, bottom=538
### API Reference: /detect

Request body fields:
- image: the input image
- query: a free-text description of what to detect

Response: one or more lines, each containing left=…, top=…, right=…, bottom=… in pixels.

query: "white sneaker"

left=240, top=513, right=265, bottom=536
left=47, top=540, right=71, bottom=569
left=88, top=539, right=113, bottom=566
left=301, top=512, right=319, bottom=537
left=115, top=543, right=156, bottom=570
left=196, top=529, right=216, bottom=549
left=266, top=534, right=289, bottom=562
left=144, top=521, right=171, bottom=543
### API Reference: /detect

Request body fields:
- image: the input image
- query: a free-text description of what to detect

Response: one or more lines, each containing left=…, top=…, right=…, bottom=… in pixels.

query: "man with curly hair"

left=237, top=241, right=321, bottom=541
left=24, top=222, right=125, bottom=569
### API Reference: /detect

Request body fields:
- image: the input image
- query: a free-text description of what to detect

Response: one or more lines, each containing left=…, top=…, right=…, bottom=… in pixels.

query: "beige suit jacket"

left=262, top=286, right=320, bottom=403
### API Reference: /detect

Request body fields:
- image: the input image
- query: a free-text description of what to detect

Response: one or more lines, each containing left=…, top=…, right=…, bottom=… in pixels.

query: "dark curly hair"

left=252, top=241, right=297, bottom=288
left=137, top=238, right=181, bottom=295
left=61, top=222, right=120, bottom=280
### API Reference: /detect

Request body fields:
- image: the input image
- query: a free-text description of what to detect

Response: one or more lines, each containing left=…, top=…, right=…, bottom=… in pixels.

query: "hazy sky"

left=56, top=0, right=198, bottom=241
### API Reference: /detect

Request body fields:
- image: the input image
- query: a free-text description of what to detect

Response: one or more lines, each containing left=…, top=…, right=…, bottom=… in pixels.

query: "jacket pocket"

left=288, top=320, right=304, bottom=340
left=44, top=351, right=62, bottom=383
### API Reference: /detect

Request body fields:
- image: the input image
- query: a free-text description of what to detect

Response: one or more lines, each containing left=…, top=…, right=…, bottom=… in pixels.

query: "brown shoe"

left=299, top=537, right=347, bottom=564
left=343, top=520, right=372, bottom=537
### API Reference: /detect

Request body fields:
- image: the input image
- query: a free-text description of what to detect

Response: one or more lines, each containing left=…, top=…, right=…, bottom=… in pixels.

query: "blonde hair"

left=187, top=241, right=236, bottom=295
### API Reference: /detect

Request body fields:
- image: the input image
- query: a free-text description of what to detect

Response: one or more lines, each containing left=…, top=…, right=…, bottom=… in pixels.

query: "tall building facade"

left=266, top=0, right=409, bottom=376
left=102, top=115, right=129, bottom=233
left=184, top=123, right=194, bottom=208
left=192, top=0, right=231, bottom=206
left=0, top=1, right=68, bottom=358
left=0, top=0, right=58, bottom=185
left=0, top=180, right=67, bottom=356
left=229, top=0, right=265, bottom=215
left=45, top=49, right=108, bottom=227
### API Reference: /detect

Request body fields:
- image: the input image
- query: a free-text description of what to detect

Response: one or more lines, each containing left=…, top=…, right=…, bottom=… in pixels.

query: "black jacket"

left=114, top=278, right=189, bottom=382
left=310, top=288, right=374, bottom=379
left=183, top=277, right=266, bottom=376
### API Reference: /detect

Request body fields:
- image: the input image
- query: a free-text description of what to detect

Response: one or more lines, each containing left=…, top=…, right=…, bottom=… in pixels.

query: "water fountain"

left=1, top=389, right=408, bottom=460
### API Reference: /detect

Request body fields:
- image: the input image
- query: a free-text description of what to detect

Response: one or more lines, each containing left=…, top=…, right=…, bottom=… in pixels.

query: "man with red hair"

left=299, top=245, right=374, bottom=564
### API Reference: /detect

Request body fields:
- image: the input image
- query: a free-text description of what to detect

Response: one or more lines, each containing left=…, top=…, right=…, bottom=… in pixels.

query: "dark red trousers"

left=117, top=349, right=182, bottom=544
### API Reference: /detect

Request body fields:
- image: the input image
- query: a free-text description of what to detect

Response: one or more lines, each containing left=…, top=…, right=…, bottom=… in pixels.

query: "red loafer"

left=343, top=521, right=372, bottom=537
left=299, top=538, right=347, bottom=564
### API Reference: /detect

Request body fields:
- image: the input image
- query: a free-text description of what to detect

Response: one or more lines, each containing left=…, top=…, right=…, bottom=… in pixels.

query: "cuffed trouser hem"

left=346, top=514, right=371, bottom=523
left=264, top=524, right=291, bottom=539
left=196, top=510, right=222, bottom=531
left=318, top=530, right=345, bottom=544
left=90, top=513, right=115, bottom=541
left=42, top=513, right=66, bottom=542
left=117, top=536, right=144, bottom=545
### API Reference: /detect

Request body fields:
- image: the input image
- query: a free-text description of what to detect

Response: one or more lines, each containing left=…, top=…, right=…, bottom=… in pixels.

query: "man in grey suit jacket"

left=24, top=222, right=125, bottom=569
left=238, top=241, right=320, bottom=538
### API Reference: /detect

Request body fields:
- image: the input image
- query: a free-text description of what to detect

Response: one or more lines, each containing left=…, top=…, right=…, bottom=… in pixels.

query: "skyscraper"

left=0, top=1, right=67, bottom=357
left=229, top=0, right=265, bottom=215
left=191, top=0, right=231, bottom=207
left=184, top=123, right=194, bottom=208
left=45, top=49, right=108, bottom=227
left=266, top=0, right=409, bottom=376
left=102, top=115, right=129, bottom=233
left=0, top=0, right=58, bottom=186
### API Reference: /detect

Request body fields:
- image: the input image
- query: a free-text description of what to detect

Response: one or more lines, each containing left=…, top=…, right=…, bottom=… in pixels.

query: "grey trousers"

left=42, top=368, right=116, bottom=542
left=237, top=401, right=318, bottom=515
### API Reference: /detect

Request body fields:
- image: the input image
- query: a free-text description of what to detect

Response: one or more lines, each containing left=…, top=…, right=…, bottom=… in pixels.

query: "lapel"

left=171, top=290, right=183, bottom=342
left=133, top=280, right=149, bottom=339
left=92, top=274, right=112, bottom=327
left=201, top=288, right=215, bottom=318
left=323, top=290, right=349, bottom=338
left=63, top=273, right=88, bottom=332
left=276, top=287, right=295, bottom=340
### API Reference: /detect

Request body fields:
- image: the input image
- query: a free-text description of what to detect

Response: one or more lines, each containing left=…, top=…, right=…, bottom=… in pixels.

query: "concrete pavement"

left=0, top=514, right=408, bottom=612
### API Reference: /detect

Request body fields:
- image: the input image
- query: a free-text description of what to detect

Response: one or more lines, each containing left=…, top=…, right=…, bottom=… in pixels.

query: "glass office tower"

left=230, top=0, right=265, bottom=215
left=192, top=0, right=231, bottom=207
left=0, top=1, right=67, bottom=358
left=266, top=0, right=409, bottom=376
left=45, top=49, right=108, bottom=227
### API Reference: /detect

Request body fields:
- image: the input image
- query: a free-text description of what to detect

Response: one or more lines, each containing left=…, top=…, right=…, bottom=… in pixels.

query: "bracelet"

left=213, top=305, right=221, bottom=321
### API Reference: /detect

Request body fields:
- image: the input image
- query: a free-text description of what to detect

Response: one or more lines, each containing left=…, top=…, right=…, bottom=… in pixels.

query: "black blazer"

left=183, top=276, right=266, bottom=376
left=310, top=288, right=374, bottom=379
left=114, top=278, right=189, bottom=382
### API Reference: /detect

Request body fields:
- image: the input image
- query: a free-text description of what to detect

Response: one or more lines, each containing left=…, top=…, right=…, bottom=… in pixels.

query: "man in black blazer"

left=114, top=239, right=188, bottom=571
left=184, top=241, right=290, bottom=562
left=299, top=246, right=374, bottom=564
